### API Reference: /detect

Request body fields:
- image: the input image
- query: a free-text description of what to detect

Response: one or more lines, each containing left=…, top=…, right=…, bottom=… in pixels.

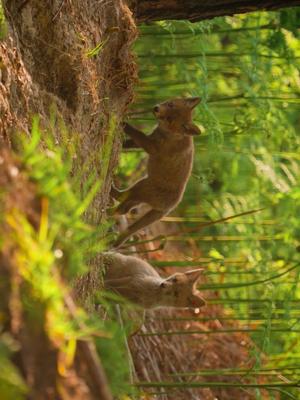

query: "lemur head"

left=158, top=268, right=206, bottom=308
left=153, top=97, right=201, bottom=137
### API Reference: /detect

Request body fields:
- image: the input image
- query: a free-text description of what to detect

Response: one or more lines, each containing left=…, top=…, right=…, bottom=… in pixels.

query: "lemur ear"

left=164, top=273, right=180, bottom=283
left=183, top=123, right=202, bottom=136
left=160, top=280, right=172, bottom=289
left=185, top=268, right=204, bottom=284
left=185, top=97, right=201, bottom=109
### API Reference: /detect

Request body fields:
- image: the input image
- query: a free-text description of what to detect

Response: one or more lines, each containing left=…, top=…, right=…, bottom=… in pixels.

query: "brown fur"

left=111, top=97, right=201, bottom=247
left=103, top=252, right=205, bottom=309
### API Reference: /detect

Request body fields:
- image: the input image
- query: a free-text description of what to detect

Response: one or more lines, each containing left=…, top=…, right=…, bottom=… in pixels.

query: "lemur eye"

left=160, top=282, right=167, bottom=288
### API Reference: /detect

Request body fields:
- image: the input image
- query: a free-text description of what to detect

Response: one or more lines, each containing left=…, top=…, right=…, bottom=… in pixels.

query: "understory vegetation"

left=119, top=9, right=300, bottom=399
left=0, top=120, right=136, bottom=398
left=1, top=5, right=300, bottom=400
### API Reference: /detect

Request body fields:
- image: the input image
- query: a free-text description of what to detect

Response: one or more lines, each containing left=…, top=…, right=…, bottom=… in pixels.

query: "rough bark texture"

left=1, top=0, right=137, bottom=222
left=0, top=1, right=138, bottom=398
left=134, top=0, right=300, bottom=22
left=0, top=0, right=138, bottom=323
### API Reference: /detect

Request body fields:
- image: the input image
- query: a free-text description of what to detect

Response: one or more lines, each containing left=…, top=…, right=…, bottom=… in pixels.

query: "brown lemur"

left=111, top=97, right=202, bottom=248
left=104, top=252, right=205, bottom=309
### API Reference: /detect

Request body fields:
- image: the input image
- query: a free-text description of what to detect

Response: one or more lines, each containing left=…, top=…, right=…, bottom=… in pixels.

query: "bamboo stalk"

left=162, top=216, right=276, bottom=224
left=171, top=365, right=300, bottom=377
left=166, top=207, right=265, bottom=235
left=135, top=380, right=300, bottom=389
left=199, top=262, right=300, bottom=290
left=160, top=314, right=300, bottom=322
left=140, top=24, right=277, bottom=36
left=165, top=234, right=278, bottom=241
left=138, top=328, right=300, bottom=337
left=138, top=52, right=300, bottom=60
left=210, top=298, right=300, bottom=304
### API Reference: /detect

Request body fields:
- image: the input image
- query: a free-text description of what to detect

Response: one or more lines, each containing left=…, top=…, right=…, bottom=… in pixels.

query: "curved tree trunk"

left=0, top=1, right=137, bottom=398
left=134, top=0, right=300, bottom=23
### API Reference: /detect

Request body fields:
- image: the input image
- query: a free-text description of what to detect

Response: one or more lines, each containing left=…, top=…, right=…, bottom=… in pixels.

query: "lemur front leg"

left=123, top=123, right=155, bottom=154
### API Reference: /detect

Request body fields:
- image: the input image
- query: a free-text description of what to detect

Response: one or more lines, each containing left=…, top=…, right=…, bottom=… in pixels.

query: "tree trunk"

left=134, top=0, right=300, bottom=23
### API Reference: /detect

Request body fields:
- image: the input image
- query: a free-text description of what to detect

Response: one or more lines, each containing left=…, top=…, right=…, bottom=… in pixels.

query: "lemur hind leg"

left=113, top=209, right=164, bottom=248
left=115, top=198, right=140, bottom=215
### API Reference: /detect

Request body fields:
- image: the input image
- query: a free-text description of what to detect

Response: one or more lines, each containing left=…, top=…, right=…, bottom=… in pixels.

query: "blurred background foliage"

left=0, top=1, right=7, bottom=39
left=1, top=5, right=300, bottom=399
left=0, top=121, right=134, bottom=399
left=117, top=9, right=300, bottom=397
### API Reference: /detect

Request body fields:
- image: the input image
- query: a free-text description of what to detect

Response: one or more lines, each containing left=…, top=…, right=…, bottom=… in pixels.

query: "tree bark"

left=135, top=0, right=300, bottom=23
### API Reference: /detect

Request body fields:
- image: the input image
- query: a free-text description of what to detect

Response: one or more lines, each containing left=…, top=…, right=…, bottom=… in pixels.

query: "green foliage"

left=96, top=320, right=134, bottom=396
left=0, top=118, right=135, bottom=398
left=21, top=117, right=109, bottom=278
left=118, top=10, right=300, bottom=398
left=0, top=334, right=27, bottom=400
left=0, top=1, right=7, bottom=40
left=279, top=8, right=300, bottom=37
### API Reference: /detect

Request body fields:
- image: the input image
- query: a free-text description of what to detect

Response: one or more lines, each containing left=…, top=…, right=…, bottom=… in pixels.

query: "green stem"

left=135, top=381, right=300, bottom=389
left=198, top=262, right=300, bottom=290
left=138, top=328, right=300, bottom=337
